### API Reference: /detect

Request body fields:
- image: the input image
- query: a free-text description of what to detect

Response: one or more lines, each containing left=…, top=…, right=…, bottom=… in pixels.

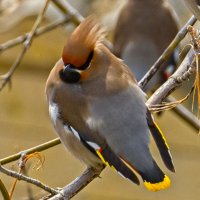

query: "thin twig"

left=0, top=0, right=50, bottom=91
left=0, top=0, right=113, bottom=54
left=0, top=164, right=58, bottom=195
left=138, top=15, right=197, bottom=89
left=168, top=96, right=200, bottom=131
left=0, top=138, right=60, bottom=165
left=52, top=0, right=84, bottom=25
left=0, top=0, right=83, bottom=53
left=51, top=0, right=69, bottom=15
left=9, top=153, right=32, bottom=199
left=0, top=16, right=73, bottom=52
left=149, top=87, right=194, bottom=112
left=0, top=179, right=10, bottom=200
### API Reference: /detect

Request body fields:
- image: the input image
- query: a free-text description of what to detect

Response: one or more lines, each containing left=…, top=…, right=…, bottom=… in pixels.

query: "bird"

left=45, top=16, right=175, bottom=192
left=113, top=0, right=179, bottom=92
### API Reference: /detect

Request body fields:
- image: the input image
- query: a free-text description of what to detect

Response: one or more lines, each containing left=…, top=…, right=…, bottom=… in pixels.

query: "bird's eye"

left=59, top=64, right=81, bottom=83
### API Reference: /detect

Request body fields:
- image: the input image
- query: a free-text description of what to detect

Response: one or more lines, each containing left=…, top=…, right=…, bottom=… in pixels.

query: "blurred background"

left=0, top=0, right=200, bottom=199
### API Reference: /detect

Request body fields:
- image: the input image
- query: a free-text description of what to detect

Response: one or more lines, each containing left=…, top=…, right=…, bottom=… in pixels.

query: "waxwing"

left=113, top=0, right=179, bottom=91
left=46, top=16, right=175, bottom=192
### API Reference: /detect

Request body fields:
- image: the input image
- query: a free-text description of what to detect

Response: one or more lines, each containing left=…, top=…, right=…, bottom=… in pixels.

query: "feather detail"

left=146, top=109, right=175, bottom=172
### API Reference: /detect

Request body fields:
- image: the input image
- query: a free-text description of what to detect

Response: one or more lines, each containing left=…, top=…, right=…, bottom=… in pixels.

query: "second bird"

left=113, top=0, right=179, bottom=91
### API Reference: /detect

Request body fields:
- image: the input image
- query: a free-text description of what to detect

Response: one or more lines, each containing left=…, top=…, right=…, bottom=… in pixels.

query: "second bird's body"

left=113, top=0, right=179, bottom=91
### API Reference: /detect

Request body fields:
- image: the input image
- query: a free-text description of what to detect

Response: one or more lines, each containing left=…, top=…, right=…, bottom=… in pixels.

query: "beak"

left=59, top=64, right=81, bottom=83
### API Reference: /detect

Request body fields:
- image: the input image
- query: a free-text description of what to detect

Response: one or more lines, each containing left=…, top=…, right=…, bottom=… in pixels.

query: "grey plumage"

left=46, top=17, right=174, bottom=191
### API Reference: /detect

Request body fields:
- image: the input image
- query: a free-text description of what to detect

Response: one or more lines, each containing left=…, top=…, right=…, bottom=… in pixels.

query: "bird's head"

left=60, top=16, right=105, bottom=83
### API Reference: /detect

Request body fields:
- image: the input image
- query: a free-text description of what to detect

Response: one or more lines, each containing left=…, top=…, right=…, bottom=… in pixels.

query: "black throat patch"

left=59, top=51, right=94, bottom=84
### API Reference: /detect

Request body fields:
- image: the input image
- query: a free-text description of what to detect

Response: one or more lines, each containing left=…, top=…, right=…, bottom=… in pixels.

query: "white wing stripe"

left=70, top=126, right=81, bottom=141
left=86, top=141, right=100, bottom=150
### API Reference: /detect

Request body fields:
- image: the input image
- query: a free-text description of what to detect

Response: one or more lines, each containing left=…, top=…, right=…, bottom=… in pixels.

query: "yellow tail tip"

left=144, top=175, right=171, bottom=192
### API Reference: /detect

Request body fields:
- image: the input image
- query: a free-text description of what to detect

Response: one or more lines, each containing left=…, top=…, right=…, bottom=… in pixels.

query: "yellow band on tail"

left=144, top=175, right=171, bottom=191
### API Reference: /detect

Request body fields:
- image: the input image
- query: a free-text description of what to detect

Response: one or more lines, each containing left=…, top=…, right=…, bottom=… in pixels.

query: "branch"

left=51, top=0, right=83, bottom=25
left=0, top=179, right=10, bottom=200
left=47, top=167, right=104, bottom=200
left=0, top=0, right=50, bottom=91
left=138, top=15, right=197, bottom=89
left=51, top=0, right=112, bottom=50
left=0, top=138, right=104, bottom=199
left=0, top=138, right=60, bottom=165
left=0, top=164, right=58, bottom=195
left=147, top=49, right=195, bottom=105
left=0, top=16, right=74, bottom=53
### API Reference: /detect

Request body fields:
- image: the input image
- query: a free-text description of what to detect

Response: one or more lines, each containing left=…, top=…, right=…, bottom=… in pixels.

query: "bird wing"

left=146, top=109, right=175, bottom=172
left=66, top=125, right=140, bottom=185
left=82, top=85, right=173, bottom=191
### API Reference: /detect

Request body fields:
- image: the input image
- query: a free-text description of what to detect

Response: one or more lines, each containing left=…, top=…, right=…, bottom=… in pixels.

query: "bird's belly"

left=57, top=125, right=102, bottom=169
left=49, top=102, right=102, bottom=169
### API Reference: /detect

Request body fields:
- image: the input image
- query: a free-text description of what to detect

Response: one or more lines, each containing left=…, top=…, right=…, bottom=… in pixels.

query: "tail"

left=95, top=144, right=171, bottom=191
left=146, top=109, right=175, bottom=172
left=140, top=160, right=171, bottom=191
left=119, top=152, right=171, bottom=192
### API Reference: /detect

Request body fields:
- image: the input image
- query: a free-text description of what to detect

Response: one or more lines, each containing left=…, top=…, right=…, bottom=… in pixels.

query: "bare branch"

left=147, top=49, right=195, bottom=105
left=0, top=164, right=58, bottom=195
left=0, top=179, right=10, bottom=200
left=47, top=167, right=104, bottom=200
left=0, top=16, right=73, bottom=52
left=0, top=0, right=83, bottom=53
left=0, top=138, right=60, bottom=165
left=138, top=15, right=197, bottom=89
left=0, top=0, right=51, bottom=91
left=51, top=0, right=84, bottom=24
